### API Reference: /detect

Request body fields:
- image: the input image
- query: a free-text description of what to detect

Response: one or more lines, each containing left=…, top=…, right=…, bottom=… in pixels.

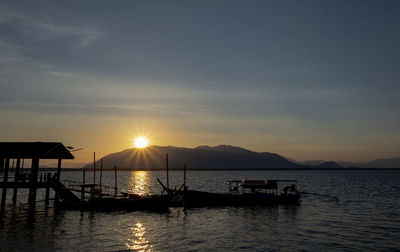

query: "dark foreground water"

left=1, top=170, right=400, bottom=251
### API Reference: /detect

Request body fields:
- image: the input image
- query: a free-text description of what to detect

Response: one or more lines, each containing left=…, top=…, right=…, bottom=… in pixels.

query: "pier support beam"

left=54, top=159, right=62, bottom=202
left=45, top=173, right=50, bottom=205
left=28, top=158, right=39, bottom=205
left=56, top=159, right=62, bottom=180
left=12, top=158, right=21, bottom=204
left=1, top=159, right=10, bottom=207
left=0, top=158, right=4, bottom=175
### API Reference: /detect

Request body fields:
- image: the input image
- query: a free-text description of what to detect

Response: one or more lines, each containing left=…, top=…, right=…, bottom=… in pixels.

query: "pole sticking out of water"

left=166, top=153, right=169, bottom=190
left=114, top=164, right=118, bottom=196
left=184, top=164, right=187, bottom=185
left=11, top=158, right=14, bottom=174
left=93, top=152, right=96, bottom=186
left=99, top=158, right=103, bottom=190
left=82, top=165, right=86, bottom=201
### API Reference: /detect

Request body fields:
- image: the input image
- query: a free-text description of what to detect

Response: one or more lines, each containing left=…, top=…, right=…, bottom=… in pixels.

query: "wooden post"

left=99, top=158, right=103, bottom=190
left=10, top=159, right=14, bottom=174
left=184, top=164, right=187, bottom=183
left=12, top=158, right=21, bottom=204
left=81, top=166, right=86, bottom=201
left=54, top=159, right=62, bottom=201
left=1, top=159, right=10, bottom=207
left=114, top=164, right=117, bottom=196
left=45, top=173, right=50, bottom=205
left=56, top=159, right=62, bottom=180
left=21, top=159, right=24, bottom=175
left=166, top=153, right=169, bottom=190
left=183, top=164, right=187, bottom=192
left=0, top=158, right=4, bottom=175
left=92, top=152, right=96, bottom=199
left=28, top=158, right=39, bottom=205
left=93, top=152, right=96, bottom=187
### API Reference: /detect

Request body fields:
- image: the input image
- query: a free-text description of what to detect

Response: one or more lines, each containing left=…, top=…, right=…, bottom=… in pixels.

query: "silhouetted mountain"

left=317, top=161, right=343, bottom=169
left=299, top=158, right=400, bottom=168
left=358, top=158, right=400, bottom=168
left=195, top=145, right=253, bottom=154
left=300, top=160, right=327, bottom=166
left=83, top=145, right=301, bottom=170
left=336, top=161, right=359, bottom=168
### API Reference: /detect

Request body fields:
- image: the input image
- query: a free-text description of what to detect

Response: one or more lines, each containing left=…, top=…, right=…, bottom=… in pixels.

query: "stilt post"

left=54, top=159, right=62, bottom=201
left=1, top=159, right=10, bottom=207
left=10, top=159, right=14, bottom=174
left=0, top=158, right=4, bottom=175
left=28, top=158, right=39, bottom=205
left=56, top=159, right=62, bottom=180
left=12, top=158, right=21, bottom=204
left=45, top=173, right=50, bottom=205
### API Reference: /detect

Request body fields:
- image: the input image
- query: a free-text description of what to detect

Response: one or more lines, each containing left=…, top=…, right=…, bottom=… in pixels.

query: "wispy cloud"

left=0, top=39, right=28, bottom=62
left=0, top=5, right=103, bottom=51
left=48, top=71, right=81, bottom=79
left=23, top=19, right=103, bottom=49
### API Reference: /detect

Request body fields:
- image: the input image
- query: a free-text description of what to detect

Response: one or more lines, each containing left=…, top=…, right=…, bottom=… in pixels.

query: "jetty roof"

left=0, top=142, right=74, bottom=159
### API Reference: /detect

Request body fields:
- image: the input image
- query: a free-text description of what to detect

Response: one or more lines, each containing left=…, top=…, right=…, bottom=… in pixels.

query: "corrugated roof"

left=0, top=142, right=74, bottom=159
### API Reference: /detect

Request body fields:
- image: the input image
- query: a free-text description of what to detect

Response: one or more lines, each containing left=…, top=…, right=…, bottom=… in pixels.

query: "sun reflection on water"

left=128, top=171, right=150, bottom=196
left=126, top=223, right=153, bottom=251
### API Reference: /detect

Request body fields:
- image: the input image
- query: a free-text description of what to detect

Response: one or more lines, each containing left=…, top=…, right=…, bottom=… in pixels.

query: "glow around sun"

left=134, top=137, right=148, bottom=148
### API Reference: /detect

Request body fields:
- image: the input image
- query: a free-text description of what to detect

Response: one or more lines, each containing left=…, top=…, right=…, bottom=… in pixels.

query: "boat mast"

left=99, top=158, right=103, bottom=190
left=114, top=164, right=118, bottom=196
left=93, top=152, right=96, bottom=187
left=166, top=153, right=169, bottom=190
left=183, top=164, right=186, bottom=186
left=81, top=165, right=86, bottom=201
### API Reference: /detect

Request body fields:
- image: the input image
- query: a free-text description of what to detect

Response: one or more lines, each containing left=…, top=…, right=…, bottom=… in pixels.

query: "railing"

left=0, top=172, right=55, bottom=183
left=61, top=179, right=117, bottom=197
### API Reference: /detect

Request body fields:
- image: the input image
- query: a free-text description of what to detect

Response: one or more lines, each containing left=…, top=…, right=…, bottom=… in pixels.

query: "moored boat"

left=55, top=192, right=172, bottom=211
left=177, top=179, right=301, bottom=207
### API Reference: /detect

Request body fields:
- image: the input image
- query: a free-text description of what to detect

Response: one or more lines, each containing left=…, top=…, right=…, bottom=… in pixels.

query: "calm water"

left=1, top=170, right=400, bottom=251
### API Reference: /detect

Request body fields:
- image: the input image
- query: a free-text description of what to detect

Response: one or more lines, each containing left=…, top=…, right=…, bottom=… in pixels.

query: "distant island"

left=80, top=145, right=400, bottom=170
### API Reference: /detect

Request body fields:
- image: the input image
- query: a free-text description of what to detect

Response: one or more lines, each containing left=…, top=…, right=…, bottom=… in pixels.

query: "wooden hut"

left=0, top=142, right=74, bottom=206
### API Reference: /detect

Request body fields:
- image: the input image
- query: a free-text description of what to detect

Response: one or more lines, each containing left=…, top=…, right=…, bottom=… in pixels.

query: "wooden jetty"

left=0, top=142, right=76, bottom=208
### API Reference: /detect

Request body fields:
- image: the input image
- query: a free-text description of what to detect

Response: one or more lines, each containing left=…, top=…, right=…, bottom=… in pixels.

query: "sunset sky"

left=1, top=1, right=399, bottom=165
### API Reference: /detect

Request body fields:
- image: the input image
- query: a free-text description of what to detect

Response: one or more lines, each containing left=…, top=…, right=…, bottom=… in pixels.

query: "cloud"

left=0, top=39, right=28, bottom=62
left=0, top=5, right=103, bottom=52
left=48, top=71, right=81, bottom=79
left=23, top=19, right=103, bottom=49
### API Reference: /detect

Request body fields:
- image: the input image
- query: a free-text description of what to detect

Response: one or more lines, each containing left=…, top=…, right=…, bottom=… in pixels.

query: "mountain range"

left=84, top=145, right=300, bottom=170
left=300, top=158, right=400, bottom=169
left=83, top=145, right=400, bottom=170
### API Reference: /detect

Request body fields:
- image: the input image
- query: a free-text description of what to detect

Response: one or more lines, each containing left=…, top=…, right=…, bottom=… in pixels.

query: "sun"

left=134, top=137, right=148, bottom=148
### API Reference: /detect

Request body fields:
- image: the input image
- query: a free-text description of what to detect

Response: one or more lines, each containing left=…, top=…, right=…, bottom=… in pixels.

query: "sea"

left=1, top=170, right=400, bottom=251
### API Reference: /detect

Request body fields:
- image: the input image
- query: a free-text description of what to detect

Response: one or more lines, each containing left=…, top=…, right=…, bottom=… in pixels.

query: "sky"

left=0, top=0, right=399, bottom=165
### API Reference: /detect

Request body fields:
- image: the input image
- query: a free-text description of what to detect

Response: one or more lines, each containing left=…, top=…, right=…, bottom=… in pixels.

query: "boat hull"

left=181, top=190, right=300, bottom=207
left=55, top=195, right=171, bottom=211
